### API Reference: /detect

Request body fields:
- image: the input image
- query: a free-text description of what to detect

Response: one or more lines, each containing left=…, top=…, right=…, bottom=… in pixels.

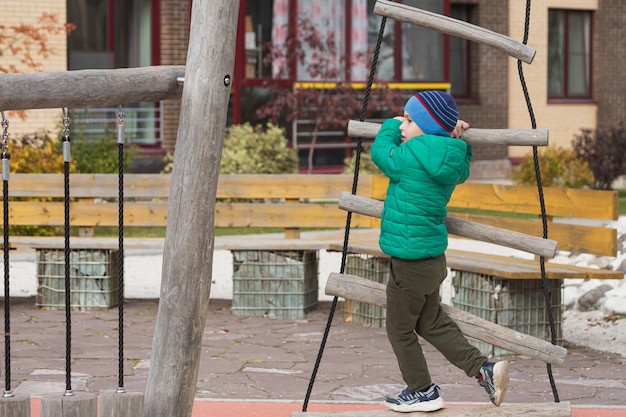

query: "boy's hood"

left=405, top=134, right=468, bottom=183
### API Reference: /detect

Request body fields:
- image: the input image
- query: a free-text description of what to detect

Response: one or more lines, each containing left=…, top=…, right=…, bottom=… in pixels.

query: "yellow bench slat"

left=8, top=201, right=379, bottom=229
left=9, top=201, right=168, bottom=227
left=213, top=203, right=377, bottom=228
left=448, top=213, right=617, bottom=257
left=451, top=183, right=618, bottom=220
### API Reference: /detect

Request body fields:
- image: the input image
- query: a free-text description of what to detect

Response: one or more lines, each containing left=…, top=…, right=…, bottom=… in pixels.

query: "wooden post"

left=142, top=1, right=240, bottom=417
left=0, top=394, right=30, bottom=417
left=99, top=391, right=144, bottom=417
left=40, top=392, right=98, bottom=417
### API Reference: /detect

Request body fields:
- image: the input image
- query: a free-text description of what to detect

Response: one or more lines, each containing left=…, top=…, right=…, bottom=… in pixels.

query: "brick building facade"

left=2, top=0, right=625, bottom=178
left=595, top=0, right=626, bottom=130
left=453, top=0, right=510, bottom=176
left=1, top=0, right=68, bottom=136
left=160, top=0, right=189, bottom=152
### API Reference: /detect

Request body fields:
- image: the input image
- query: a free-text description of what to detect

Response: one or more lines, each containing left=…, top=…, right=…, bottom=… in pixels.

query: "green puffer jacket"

left=371, top=118, right=473, bottom=260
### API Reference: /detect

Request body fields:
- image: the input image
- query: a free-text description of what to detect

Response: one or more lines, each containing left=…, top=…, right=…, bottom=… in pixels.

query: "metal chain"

left=1, top=113, right=9, bottom=183
left=116, top=105, right=126, bottom=393
left=1, top=111, right=12, bottom=398
left=117, top=106, right=125, bottom=145
left=1, top=114, right=9, bottom=155
left=62, top=110, right=71, bottom=145
left=61, top=109, right=74, bottom=396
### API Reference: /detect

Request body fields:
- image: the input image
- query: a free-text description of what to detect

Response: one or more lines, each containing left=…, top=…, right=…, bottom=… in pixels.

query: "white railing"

left=69, top=103, right=161, bottom=145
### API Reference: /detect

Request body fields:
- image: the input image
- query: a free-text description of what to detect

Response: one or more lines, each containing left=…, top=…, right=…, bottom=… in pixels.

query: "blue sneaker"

left=384, top=383, right=444, bottom=412
left=477, top=361, right=509, bottom=406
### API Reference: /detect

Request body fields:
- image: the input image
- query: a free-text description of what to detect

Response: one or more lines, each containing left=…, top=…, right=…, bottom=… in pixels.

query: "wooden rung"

left=347, top=120, right=549, bottom=147
left=374, top=0, right=536, bottom=64
left=293, top=401, right=571, bottom=417
left=325, top=272, right=567, bottom=365
left=338, top=192, right=558, bottom=259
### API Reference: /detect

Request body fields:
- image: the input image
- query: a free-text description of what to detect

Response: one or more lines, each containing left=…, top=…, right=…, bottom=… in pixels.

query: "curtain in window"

left=270, top=0, right=369, bottom=81
left=297, top=0, right=346, bottom=81
left=367, top=0, right=395, bottom=81
left=548, top=10, right=591, bottom=98
left=271, top=0, right=290, bottom=78
left=547, top=10, right=565, bottom=96
left=351, top=0, right=369, bottom=81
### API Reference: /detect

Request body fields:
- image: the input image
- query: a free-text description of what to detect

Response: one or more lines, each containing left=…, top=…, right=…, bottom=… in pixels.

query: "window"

left=244, top=0, right=275, bottom=78
left=401, top=0, right=445, bottom=82
left=449, top=4, right=474, bottom=97
left=237, top=0, right=455, bottom=172
left=296, top=0, right=348, bottom=81
left=67, top=0, right=112, bottom=69
left=66, top=0, right=160, bottom=146
left=548, top=9, right=592, bottom=99
left=248, top=0, right=354, bottom=81
left=368, top=0, right=395, bottom=80
left=245, top=0, right=452, bottom=83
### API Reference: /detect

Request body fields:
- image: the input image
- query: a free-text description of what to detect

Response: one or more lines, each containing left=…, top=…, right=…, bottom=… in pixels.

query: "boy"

left=370, top=90, right=509, bottom=413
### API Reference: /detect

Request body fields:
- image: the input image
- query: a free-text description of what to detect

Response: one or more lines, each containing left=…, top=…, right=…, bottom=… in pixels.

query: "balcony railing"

left=68, top=104, right=161, bottom=146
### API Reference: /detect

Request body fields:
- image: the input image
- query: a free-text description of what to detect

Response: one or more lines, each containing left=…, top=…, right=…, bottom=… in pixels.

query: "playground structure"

left=0, top=1, right=622, bottom=417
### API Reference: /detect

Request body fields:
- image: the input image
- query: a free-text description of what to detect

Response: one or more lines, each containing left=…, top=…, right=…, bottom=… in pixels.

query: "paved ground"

left=4, top=297, right=625, bottom=413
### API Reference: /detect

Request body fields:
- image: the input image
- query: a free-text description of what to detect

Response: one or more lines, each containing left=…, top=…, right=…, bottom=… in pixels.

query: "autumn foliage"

left=0, top=12, right=74, bottom=74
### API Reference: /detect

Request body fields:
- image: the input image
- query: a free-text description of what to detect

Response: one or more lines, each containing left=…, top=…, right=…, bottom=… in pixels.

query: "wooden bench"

left=9, top=173, right=620, bottom=278
left=328, top=181, right=622, bottom=356
left=446, top=183, right=621, bottom=354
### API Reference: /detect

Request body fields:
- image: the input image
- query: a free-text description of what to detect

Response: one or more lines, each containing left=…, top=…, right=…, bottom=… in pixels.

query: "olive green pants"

left=386, top=254, right=487, bottom=392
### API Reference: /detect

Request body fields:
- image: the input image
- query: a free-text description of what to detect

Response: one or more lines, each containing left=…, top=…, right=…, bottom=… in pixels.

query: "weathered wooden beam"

left=325, top=273, right=567, bottom=365
left=143, top=1, right=240, bottom=417
left=347, top=120, right=549, bottom=147
left=374, top=0, right=536, bottom=64
left=0, top=394, right=30, bottom=417
left=338, top=192, right=558, bottom=258
left=40, top=392, right=98, bottom=417
left=99, top=391, right=144, bottom=417
left=0, top=66, right=185, bottom=111
left=293, top=401, right=571, bottom=417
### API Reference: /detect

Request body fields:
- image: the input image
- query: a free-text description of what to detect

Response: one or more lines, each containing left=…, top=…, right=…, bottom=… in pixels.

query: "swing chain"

left=1, top=113, right=9, bottom=155
left=62, top=110, right=71, bottom=141
left=117, top=105, right=125, bottom=145
left=61, top=109, right=71, bottom=163
left=1, top=113, right=10, bottom=181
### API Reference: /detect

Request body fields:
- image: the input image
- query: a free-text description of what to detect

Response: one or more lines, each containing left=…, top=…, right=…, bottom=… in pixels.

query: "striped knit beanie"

left=404, top=90, right=458, bottom=136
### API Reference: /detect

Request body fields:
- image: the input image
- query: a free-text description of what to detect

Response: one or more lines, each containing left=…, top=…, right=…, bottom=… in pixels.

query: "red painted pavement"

left=26, top=398, right=626, bottom=416
left=191, top=401, right=626, bottom=417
